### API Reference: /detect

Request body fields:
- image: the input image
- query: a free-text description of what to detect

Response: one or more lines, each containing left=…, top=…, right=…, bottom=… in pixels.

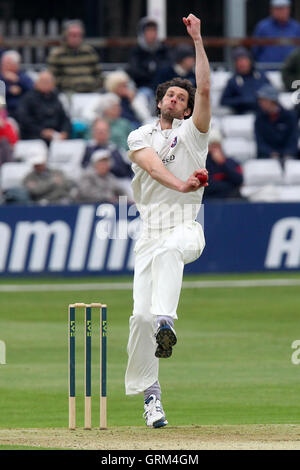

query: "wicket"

left=68, top=303, right=107, bottom=430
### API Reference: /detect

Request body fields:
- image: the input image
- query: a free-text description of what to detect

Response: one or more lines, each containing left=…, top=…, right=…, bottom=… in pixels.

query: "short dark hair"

left=62, top=19, right=85, bottom=37
left=143, top=20, right=157, bottom=30
left=155, top=77, right=195, bottom=119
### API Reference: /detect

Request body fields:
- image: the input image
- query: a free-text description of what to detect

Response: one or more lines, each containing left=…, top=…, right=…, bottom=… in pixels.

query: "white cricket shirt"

left=128, top=117, right=209, bottom=230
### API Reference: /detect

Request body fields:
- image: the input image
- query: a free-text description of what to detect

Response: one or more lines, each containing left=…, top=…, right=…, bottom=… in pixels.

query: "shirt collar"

left=154, top=118, right=183, bottom=131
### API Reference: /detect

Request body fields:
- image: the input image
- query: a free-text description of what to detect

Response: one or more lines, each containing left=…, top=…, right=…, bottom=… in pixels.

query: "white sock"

left=144, top=380, right=161, bottom=402
left=156, top=315, right=174, bottom=329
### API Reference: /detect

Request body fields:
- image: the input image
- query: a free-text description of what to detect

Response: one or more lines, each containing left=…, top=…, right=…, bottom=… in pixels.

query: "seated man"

left=82, top=118, right=133, bottom=179
left=47, top=20, right=102, bottom=93
left=17, top=70, right=72, bottom=143
left=75, top=149, right=129, bottom=204
left=96, top=93, right=133, bottom=152
left=127, top=17, right=170, bottom=92
left=255, top=83, right=299, bottom=159
left=0, top=50, right=33, bottom=120
left=220, top=47, right=270, bottom=114
left=252, top=0, right=300, bottom=67
left=23, top=149, right=75, bottom=204
left=203, top=127, right=243, bottom=200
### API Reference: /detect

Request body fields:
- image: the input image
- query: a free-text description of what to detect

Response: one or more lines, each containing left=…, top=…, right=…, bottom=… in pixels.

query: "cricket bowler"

left=125, top=13, right=210, bottom=428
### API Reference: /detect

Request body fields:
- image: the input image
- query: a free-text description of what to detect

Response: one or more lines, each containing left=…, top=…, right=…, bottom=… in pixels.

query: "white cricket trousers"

left=125, top=220, right=205, bottom=395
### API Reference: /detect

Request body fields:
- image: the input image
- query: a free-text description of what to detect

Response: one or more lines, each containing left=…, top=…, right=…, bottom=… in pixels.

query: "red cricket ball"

left=197, top=173, right=208, bottom=184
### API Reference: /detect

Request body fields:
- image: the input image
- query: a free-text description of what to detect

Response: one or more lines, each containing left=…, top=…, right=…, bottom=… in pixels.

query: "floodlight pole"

left=224, top=0, right=247, bottom=70
left=147, top=0, right=167, bottom=39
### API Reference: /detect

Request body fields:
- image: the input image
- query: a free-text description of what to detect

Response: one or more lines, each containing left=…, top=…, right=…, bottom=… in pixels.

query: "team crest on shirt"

left=170, top=136, right=177, bottom=148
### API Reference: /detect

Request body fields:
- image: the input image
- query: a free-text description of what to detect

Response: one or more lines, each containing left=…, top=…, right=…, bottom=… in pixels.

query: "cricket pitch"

left=0, top=425, right=300, bottom=450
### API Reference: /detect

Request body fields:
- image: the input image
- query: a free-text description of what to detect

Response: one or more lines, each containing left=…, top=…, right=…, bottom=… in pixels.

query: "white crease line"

left=0, top=279, right=300, bottom=292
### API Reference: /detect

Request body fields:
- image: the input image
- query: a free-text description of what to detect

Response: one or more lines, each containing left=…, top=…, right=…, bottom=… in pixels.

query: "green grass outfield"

left=0, top=272, right=299, bottom=430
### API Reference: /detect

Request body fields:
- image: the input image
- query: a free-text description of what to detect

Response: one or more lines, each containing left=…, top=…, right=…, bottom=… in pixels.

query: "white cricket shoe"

left=143, top=394, right=168, bottom=428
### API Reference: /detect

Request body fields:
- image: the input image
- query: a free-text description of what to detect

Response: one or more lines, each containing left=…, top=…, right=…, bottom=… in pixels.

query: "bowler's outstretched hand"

left=182, top=14, right=201, bottom=41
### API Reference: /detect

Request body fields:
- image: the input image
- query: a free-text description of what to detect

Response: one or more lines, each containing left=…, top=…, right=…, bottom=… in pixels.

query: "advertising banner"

left=0, top=201, right=299, bottom=276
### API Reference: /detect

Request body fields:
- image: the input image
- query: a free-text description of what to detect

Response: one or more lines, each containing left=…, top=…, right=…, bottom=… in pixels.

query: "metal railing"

left=1, top=18, right=300, bottom=69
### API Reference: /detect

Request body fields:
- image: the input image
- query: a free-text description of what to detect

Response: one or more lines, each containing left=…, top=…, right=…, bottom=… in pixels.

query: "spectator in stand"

left=82, top=118, right=133, bottom=177
left=47, top=19, right=102, bottom=93
left=203, top=127, right=243, bottom=200
left=23, top=148, right=75, bottom=205
left=17, top=70, right=72, bottom=143
left=0, top=50, right=33, bottom=120
left=255, top=83, right=299, bottom=160
left=104, top=71, right=152, bottom=128
left=252, top=0, right=300, bottom=68
left=153, top=45, right=196, bottom=91
left=83, top=92, right=133, bottom=151
left=82, top=92, right=133, bottom=150
left=220, top=47, right=270, bottom=114
left=75, top=149, right=130, bottom=204
left=127, top=17, right=170, bottom=94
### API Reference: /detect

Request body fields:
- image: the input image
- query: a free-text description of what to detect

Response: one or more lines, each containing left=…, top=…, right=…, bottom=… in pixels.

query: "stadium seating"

left=240, top=159, right=300, bottom=202
left=211, top=70, right=231, bottom=91
left=223, top=137, right=256, bottom=163
left=210, top=89, right=232, bottom=116
left=283, top=160, right=300, bottom=185
left=13, top=139, right=48, bottom=162
left=70, top=93, right=100, bottom=120
left=240, top=184, right=281, bottom=202
left=265, top=71, right=284, bottom=91
left=278, top=186, right=300, bottom=202
left=221, top=114, right=255, bottom=140
left=48, top=139, right=86, bottom=180
left=1, top=162, right=31, bottom=191
left=243, top=159, right=283, bottom=186
left=0, top=66, right=298, bottom=204
left=240, top=159, right=283, bottom=201
left=58, top=93, right=72, bottom=115
left=210, top=70, right=233, bottom=116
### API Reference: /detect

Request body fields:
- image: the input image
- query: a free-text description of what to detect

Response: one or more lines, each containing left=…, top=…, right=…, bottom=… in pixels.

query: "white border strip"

left=0, top=278, right=300, bottom=292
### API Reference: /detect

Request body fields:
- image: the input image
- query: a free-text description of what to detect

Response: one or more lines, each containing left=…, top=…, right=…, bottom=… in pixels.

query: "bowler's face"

left=158, top=86, right=191, bottom=120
